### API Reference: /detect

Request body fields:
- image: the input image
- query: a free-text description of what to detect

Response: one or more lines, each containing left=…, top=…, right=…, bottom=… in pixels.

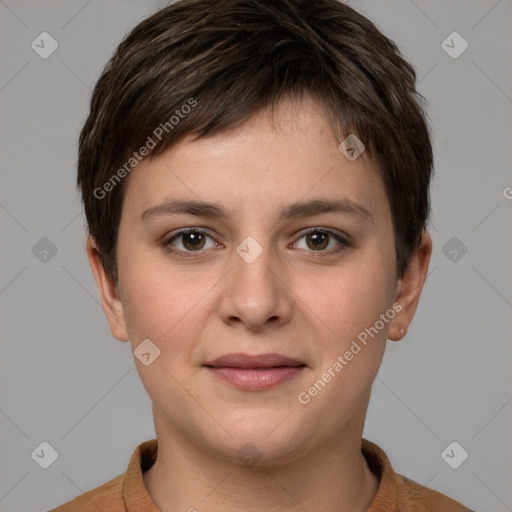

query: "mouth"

left=203, top=353, right=306, bottom=391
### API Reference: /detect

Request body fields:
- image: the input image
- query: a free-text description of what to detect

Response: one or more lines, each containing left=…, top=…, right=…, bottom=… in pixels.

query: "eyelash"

left=163, top=227, right=351, bottom=259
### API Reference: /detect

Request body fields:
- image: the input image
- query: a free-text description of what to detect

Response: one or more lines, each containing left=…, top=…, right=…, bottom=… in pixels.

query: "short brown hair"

left=78, top=0, right=433, bottom=285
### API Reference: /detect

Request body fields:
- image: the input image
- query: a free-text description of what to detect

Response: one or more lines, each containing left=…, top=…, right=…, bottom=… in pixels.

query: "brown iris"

left=181, top=232, right=206, bottom=251
left=305, top=231, right=329, bottom=250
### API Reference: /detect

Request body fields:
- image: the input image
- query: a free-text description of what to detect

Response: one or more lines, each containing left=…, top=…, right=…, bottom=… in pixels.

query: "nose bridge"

left=218, top=234, right=292, bottom=328
left=235, top=239, right=275, bottom=288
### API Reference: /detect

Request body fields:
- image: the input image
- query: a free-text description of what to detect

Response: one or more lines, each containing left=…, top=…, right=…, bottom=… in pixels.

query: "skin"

left=87, top=96, right=432, bottom=512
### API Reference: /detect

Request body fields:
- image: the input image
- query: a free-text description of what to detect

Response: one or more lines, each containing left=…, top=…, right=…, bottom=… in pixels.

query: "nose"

left=218, top=240, right=293, bottom=331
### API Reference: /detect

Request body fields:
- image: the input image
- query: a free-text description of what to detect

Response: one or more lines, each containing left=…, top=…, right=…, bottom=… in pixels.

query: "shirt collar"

left=122, top=437, right=397, bottom=511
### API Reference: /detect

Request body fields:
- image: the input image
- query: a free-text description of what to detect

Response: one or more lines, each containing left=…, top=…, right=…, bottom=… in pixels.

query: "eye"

left=292, top=228, right=350, bottom=254
left=163, top=227, right=350, bottom=259
left=164, top=228, right=219, bottom=256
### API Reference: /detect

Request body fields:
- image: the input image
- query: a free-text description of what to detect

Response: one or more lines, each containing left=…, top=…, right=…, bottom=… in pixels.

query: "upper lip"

left=204, top=353, right=305, bottom=369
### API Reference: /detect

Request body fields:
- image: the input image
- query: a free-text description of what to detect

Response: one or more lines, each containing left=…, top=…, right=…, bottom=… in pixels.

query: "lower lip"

left=206, top=366, right=305, bottom=391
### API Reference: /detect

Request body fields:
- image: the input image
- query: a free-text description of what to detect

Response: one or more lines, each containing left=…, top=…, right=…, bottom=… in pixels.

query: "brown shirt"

left=49, top=438, right=473, bottom=511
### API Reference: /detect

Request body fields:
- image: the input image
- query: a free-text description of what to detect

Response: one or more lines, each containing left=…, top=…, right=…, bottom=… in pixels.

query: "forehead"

left=120, top=96, right=390, bottom=226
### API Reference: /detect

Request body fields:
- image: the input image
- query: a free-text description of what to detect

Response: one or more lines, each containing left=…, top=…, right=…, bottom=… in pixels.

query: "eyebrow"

left=141, top=197, right=373, bottom=223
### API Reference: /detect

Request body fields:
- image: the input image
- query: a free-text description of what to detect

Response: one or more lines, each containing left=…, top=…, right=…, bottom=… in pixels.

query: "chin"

left=203, top=413, right=315, bottom=467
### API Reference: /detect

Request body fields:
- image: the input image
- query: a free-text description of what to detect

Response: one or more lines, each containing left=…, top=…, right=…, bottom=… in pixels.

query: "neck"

left=143, top=423, right=379, bottom=512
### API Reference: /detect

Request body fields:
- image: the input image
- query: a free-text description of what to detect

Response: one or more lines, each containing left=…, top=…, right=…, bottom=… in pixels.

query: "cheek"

left=300, top=254, right=395, bottom=344
left=295, top=257, right=393, bottom=411
left=118, top=251, right=214, bottom=348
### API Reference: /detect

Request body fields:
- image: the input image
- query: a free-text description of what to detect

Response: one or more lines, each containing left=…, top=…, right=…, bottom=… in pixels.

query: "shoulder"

left=47, top=473, right=125, bottom=512
left=361, top=439, right=474, bottom=511
left=396, top=473, right=475, bottom=511
left=47, top=438, right=158, bottom=512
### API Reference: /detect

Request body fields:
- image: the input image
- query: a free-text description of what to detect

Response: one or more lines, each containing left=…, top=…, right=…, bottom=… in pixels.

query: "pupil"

left=184, top=232, right=204, bottom=250
left=308, top=232, right=328, bottom=250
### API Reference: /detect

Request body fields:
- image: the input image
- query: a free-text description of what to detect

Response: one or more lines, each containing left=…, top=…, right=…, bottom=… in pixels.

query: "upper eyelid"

left=166, top=227, right=218, bottom=243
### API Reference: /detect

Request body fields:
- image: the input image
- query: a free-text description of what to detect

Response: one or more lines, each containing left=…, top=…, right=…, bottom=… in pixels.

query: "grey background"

left=1, top=1, right=511, bottom=511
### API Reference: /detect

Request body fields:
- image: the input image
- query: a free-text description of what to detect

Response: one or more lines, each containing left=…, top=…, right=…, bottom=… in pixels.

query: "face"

left=88, top=96, right=431, bottom=465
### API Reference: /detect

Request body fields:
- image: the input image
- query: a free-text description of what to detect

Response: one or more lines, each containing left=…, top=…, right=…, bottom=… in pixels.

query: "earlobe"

left=388, top=231, right=432, bottom=342
left=85, top=236, right=130, bottom=342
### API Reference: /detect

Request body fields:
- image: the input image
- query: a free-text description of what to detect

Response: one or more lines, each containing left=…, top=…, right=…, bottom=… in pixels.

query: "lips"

left=204, top=352, right=305, bottom=369
left=203, top=353, right=306, bottom=391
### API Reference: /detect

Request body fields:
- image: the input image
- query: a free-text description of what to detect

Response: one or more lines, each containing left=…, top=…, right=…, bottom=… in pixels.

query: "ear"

left=388, top=231, right=432, bottom=341
left=85, top=236, right=130, bottom=342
